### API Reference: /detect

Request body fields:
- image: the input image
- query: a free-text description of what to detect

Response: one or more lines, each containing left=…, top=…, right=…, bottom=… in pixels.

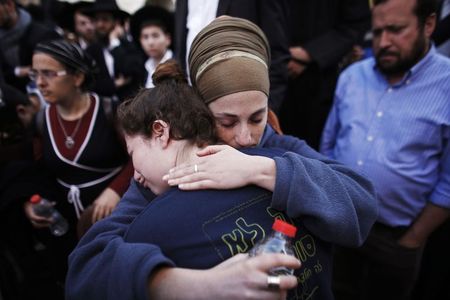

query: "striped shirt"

left=320, top=46, right=450, bottom=227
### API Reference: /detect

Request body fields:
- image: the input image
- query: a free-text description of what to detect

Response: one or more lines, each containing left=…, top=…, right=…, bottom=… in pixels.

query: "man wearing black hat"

left=56, top=1, right=97, bottom=50
left=84, top=0, right=142, bottom=101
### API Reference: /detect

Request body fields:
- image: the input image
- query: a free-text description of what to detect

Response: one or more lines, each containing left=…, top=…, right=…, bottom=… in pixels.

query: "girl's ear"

left=152, top=120, right=170, bottom=148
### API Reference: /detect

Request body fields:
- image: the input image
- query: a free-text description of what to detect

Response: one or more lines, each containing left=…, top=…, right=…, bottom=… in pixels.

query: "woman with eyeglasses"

left=23, top=39, right=133, bottom=289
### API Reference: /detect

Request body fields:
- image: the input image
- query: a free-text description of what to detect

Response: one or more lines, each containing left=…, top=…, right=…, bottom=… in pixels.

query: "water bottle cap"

left=272, top=219, right=297, bottom=237
left=30, top=194, right=42, bottom=204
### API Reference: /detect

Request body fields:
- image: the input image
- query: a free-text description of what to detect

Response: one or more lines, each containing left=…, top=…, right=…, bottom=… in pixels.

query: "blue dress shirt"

left=320, top=46, right=450, bottom=227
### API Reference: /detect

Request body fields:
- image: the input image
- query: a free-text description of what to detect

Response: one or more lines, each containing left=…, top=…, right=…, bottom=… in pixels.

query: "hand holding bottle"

left=24, top=196, right=54, bottom=229
left=249, top=219, right=298, bottom=275
left=24, top=194, right=69, bottom=236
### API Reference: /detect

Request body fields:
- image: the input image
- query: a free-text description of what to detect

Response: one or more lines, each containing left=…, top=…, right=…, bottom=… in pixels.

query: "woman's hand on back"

left=163, top=145, right=276, bottom=191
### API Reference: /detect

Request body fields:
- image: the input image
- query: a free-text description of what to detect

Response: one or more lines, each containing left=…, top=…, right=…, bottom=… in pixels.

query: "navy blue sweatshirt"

left=66, top=125, right=377, bottom=300
left=124, top=150, right=333, bottom=299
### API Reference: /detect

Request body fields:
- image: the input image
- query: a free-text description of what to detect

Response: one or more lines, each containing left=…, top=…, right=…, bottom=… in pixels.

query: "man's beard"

left=376, top=32, right=427, bottom=76
left=97, top=32, right=110, bottom=46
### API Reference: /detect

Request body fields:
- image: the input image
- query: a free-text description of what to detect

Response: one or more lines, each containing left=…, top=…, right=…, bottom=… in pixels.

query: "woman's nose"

left=235, top=127, right=254, bottom=147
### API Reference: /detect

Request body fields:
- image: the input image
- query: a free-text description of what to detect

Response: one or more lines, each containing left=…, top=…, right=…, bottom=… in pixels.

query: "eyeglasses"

left=28, top=69, right=67, bottom=81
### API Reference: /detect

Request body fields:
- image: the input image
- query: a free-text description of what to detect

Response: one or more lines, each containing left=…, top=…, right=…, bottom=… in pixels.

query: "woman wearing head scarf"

left=22, top=39, right=133, bottom=286
left=167, top=16, right=377, bottom=242
left=114, top=59, right=336, bottom=299
left=67, top=18, right=377, bottom=300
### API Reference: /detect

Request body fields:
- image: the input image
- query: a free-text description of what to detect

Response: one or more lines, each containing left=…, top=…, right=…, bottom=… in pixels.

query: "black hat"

left=55, top=1, right=95, bottom=33
left=129, top=5, right=174, bottom=44
left=83, top=0, right=129, bottom=20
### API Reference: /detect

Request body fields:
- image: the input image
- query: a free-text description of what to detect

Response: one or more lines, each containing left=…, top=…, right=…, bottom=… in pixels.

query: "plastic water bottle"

left=30, top=194, right=69, bottom=236
left=249, top=218, right=297, bottom=275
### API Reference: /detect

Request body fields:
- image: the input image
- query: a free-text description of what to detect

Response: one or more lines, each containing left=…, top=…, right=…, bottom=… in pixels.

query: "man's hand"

left=288, top=46, right=312, bottom=78
left=287, top=60, right=308, bottom=78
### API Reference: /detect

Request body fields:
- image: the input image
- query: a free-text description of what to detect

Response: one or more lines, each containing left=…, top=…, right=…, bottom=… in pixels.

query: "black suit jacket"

left=278, top=0, right=371, bottom=149
left=287, top=0, right=370, bottom=70
left=174, top=0, right=290, bottom=113
left=86, top=39, right=143, bottom=101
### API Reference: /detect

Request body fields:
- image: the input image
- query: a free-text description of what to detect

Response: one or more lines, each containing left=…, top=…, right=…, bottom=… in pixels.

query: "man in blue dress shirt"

left=320, top=0, right=450, bottom=299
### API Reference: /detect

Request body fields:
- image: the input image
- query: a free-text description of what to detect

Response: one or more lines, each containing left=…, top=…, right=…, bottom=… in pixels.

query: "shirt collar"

left=145, top=49, right=173, bottom=72
left=408, top=43, right=436, bottom=77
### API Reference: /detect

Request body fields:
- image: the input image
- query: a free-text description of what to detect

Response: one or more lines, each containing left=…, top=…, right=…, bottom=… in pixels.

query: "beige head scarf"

left=188, top=16, right=270, bottom=104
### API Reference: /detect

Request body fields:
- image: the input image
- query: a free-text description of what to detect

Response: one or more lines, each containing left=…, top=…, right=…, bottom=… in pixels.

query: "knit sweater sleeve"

left=264, top=131, right=378, bottom=247
left=66, top=180, right=175, bottom=300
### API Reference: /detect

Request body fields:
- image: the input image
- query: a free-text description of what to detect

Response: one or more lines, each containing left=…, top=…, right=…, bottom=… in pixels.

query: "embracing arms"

left=66, top=180, right=300, bottom=300
left=165, top=128, right=378, bottom=247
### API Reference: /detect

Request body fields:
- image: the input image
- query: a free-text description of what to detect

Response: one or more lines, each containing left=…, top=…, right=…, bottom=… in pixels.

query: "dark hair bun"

left=152, top=60, right=187, bottom=86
